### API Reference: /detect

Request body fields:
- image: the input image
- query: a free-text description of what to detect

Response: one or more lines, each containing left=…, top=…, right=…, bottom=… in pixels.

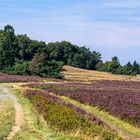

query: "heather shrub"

left=26, top=94, right=120, bottom=139
left=31, top=82, right=140, bottom=127
left=30, top=95, right=79, bottom=131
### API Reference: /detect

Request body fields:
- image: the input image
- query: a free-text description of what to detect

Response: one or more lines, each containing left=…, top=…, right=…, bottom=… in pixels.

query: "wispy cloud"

left=0, top=0, right=140, bottom=64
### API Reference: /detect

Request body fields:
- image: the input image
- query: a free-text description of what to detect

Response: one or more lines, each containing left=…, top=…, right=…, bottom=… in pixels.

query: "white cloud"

left=1, top=0, right=140, bottom=63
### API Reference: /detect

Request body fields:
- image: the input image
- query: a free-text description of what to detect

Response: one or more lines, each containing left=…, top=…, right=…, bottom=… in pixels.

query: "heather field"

left=27, top=81, right=140, bottom=127
left=22, top=89, right=123, bottom=140
left=1, top=1, right=140, bottom=139
left=0, top=65, right=137, bottom=83
left=0, top=67, right=140, bottom=139
left=0, top=72, right=63, bottom=83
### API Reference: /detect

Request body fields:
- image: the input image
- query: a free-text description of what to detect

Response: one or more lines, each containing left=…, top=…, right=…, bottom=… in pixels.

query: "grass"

left=63, top=65, right=136, bottom=82
left=26, top=94, right=121, bottom=140
left=11, top=83, right=125, bottom=140
left=0, top=65, right=139, bottom=140
left=0, top=100, right=15, bottom=140
left=55, top=93, right=140, bottom=138
left=11, top=81, right=140, bottom=139
left=5, top=83, right=90, bottom=140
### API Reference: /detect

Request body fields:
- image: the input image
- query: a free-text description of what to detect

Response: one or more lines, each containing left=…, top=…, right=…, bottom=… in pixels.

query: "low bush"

left=27, top=81, right=140, bottom=127
left=4, top=60, right=30, bottom=75
left=24, top=91, right=122, bottom=140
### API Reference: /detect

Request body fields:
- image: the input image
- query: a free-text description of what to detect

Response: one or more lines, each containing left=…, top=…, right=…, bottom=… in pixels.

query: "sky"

left=0, top=0, right=140, bottom=64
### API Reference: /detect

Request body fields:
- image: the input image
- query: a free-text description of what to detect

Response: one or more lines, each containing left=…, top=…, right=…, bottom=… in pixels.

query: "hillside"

left=1, top=25, right=140, bottom=79
left=0, top=68, right=140, bottom=139
left=1, top=2, right=140, bottom=140
left=63, top=65, right=137, bottom=82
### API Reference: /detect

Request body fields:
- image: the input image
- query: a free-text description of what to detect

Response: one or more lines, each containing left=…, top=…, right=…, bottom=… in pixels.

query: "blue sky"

left=0, top=0, right=140, bottom=64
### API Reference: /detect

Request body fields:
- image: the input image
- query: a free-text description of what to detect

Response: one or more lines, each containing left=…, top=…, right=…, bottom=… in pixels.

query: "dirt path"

left=0, top=87, right=24, bottom=140
left=6, top=100, right=24, bottom=140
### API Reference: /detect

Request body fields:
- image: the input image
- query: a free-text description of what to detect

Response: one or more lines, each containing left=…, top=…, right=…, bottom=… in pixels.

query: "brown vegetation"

left=63, top=65, right=136, bottom=82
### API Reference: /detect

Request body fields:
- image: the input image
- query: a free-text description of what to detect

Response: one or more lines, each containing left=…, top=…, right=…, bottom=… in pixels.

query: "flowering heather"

left=24, top=89, right=102, bottom=125
left=23, top=89, right=122, bottom=139
left=27, top=81, right=140, bottom=126
left=0, top=72, right=63, bottom=82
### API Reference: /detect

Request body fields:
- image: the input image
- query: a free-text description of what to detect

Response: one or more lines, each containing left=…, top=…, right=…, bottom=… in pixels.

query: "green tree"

left=47, top=41, right=102, bottom=70
left=1, top=25, right=139, bottom=77
left=5, top=60, right=29, bottom=75
left=29, top=52, right=48, bottom=75
left=111, top=56, right=120, bottom=69
left=132, top=61, right=140, bottom=74
left=29, top=52, right=64, bottom=78
left=0, top=25, right=16, bottom=69
left=16, top=35, right=46, bottom=61
left=100, top=56, right=120, bottom=73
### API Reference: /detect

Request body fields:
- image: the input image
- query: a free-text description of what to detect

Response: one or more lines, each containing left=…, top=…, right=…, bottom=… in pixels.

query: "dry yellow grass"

left=63, top=65, right=137, bottom=82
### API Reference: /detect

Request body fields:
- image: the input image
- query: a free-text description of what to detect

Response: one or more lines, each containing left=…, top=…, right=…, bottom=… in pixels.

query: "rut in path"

left=0, top=87, right=24, bottom=140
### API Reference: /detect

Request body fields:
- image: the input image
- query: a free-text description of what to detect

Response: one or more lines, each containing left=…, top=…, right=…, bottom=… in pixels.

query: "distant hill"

left=63, top=65, right=137, bottom=82
left=0, top=25, right=140, bottom=78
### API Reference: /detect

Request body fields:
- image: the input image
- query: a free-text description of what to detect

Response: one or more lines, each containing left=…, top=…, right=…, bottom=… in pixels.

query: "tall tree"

left=0, top=25, right=16, bottom=69
left=111, top=56, right=120, bottom=69
left=132, top=61, right=140, bottom=74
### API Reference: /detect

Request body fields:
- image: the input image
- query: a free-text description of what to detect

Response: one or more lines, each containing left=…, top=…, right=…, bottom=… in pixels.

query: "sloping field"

left=63, top=65, right=136, bottom=82
left=29, top=81, right=140, bottom=127
left=21, top=87, right=123, bottom=139
left=26, top=81, right=140, bottom=139
left=0, top=66, right=137, bottom=83
left=1, top=66, right=140, bottom=140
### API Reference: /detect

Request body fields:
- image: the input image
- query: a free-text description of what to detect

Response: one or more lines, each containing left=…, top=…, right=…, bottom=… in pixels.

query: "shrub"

left=29, top=53, right=64, bottom=78
left=28, top=82, right=140, bottom=127
left=4, top=60, right=30, bottom=75
left=24, top=92, right=121, bottom=139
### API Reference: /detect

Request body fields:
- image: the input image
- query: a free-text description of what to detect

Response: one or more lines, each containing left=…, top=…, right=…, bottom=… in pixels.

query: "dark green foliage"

left=16, top=35, right=46, bottom=61
left=0, top=25, right=140, bottom=77
left=100, top=56, right=120, bottom=72
left=28, top=52, right=48, bottom=75
left=0, top=25, right=63, bottom=78
left=0, top=25, right=103, bottom=78
left=100, top=56, right=140, bottom=75
left=47, top=42, right=102, bottom=70
left=4, top=60, right=30, bottom=75
left=0, top=25, right=16, bottom=69
left=29, top=52, right=64, bottom=78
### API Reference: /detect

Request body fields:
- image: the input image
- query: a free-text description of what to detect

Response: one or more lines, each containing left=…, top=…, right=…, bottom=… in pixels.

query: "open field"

left=1, top=84, right=83, bottom=140
left=0, top=66, right=140, bottom=140
left=20, top=88, right=123, bottom=140
left=1, top=1, right=140, bottom=139
left=25, top=80, right=140, bottom=139
left=0, top=65, right=137, bottom=83
left=63, top=66, right=137, bottom=82
left=27, top=81, right=140, bottom=127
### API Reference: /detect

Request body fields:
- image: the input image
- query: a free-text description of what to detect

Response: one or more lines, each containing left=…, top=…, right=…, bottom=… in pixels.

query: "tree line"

left=100, top=56, right=140, bottom=75
left=0, top=25, right=139, bottom=78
